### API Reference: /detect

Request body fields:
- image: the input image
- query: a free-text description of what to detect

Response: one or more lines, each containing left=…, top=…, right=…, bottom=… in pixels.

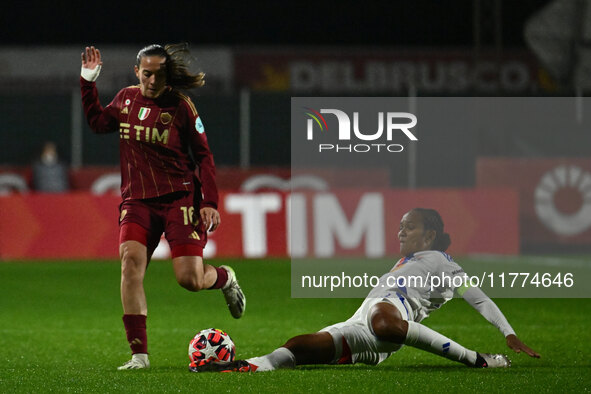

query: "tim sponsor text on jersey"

left=119, top=123, right=170, bottom=145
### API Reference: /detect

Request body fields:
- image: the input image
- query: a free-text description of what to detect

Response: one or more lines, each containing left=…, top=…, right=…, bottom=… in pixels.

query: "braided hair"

left=411, top=208, right=452, bottom=252
left=136, top=43, right=205, bottom=89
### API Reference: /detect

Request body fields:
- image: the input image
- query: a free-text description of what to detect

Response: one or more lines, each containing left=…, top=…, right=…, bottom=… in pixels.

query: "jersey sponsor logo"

left=195, top=116, right=205, bottom=134
left=160, top=112, right=172, bottom=124
left=121, top=106, right=129, bottom=114
left=138, top=107, right=151, bottom=121
left=189, top=231, right=201, bottom=240
left=119, top=123, right=169, bottom=145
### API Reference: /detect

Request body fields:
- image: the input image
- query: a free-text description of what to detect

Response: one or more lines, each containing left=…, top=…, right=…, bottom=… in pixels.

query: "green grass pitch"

left=0, top=258, right=589, bottom=392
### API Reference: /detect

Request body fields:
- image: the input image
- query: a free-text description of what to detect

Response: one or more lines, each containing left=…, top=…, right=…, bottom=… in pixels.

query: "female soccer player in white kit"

left=191, top=208, right=540, bottom=372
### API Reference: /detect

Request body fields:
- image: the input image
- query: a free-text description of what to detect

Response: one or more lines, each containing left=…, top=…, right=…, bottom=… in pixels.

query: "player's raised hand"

left=81, top=46, right=103, bottom=82
left=506, top=334, right=540, bottom=358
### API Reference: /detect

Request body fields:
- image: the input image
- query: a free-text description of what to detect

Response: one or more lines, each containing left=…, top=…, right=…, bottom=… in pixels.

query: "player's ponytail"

left=412, top=208, right=452, bottom=252
left=433, top=232, right=451, bottom=252
left=136, top=43, right=205, bottom=90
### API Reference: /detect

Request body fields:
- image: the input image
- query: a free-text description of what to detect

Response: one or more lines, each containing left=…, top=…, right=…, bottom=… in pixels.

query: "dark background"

left=3, top=0, right=574, bottom=187
left=2, top=0, right=549, bottom=47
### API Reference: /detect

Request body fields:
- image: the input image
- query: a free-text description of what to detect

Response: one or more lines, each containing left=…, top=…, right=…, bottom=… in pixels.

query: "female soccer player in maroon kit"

left=80, top=44, right=245, bottom=370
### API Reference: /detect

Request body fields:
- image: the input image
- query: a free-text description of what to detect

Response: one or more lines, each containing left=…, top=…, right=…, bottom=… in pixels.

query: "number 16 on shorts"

left=180, top=206, right=197, bottom=226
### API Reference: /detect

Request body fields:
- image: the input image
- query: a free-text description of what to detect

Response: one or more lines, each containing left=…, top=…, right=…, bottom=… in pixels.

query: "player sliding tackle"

left=191, top=208, right=540, bottom=372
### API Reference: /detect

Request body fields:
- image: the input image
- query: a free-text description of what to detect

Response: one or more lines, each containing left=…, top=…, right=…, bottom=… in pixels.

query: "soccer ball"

left=188, top=328, right=236, bottom=366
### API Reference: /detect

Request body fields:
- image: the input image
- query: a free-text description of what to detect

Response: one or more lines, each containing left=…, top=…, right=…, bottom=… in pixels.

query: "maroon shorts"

left=118, top=191, right=207, bottom=258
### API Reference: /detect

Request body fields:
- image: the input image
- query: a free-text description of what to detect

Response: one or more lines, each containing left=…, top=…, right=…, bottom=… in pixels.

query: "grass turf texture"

left=0, top=258, right=589, bottom=393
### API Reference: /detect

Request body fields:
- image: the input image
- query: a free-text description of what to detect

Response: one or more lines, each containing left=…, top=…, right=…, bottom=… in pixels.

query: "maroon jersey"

left=80, top=78, right=218, bottom=208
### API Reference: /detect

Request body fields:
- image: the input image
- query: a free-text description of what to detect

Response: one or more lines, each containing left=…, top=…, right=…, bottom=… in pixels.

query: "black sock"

left=473, top=353, right=488, bottom=368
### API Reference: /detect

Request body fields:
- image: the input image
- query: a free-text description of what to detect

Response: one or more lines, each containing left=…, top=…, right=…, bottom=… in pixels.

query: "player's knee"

left=120, top=246, right=146, bottom=283
left=371, top=310, right=408, bottom=344
left=283, top=336, right=301, bottom=350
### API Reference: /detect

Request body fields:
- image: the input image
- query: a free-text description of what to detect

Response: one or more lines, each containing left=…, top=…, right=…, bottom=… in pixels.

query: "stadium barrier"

left=0, top=189, right=518, bottom=259
left=0, top=166, right=391, bottom=193
left=477, top=158, right=591, bottom=252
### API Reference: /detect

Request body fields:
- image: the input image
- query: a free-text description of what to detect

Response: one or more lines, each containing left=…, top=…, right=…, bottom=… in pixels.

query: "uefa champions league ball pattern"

left=189, top=328, right=236, bottom=366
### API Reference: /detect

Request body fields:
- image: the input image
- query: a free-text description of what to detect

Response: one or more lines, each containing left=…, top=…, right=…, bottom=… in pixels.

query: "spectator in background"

left=32, top=141, right=69, bottom=192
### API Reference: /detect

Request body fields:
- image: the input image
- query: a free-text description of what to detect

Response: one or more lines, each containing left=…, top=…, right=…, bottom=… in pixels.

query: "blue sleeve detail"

left=438, top=251, right=453, bottom=262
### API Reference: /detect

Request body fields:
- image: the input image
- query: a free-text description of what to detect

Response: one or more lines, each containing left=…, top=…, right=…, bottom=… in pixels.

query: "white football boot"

left=477, top=353, right=511, bottom=368
left=220, top=265, right=246, bottom=318
left=117, top=353, right=150, bottom=370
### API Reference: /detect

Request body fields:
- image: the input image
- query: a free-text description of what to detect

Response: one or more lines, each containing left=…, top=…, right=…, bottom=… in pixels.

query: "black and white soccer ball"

left=188, top=328, right=236, bottom=367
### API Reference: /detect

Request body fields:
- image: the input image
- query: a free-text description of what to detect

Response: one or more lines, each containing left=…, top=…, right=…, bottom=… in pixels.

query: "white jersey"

left=367, top=250, right=467, bottom=323
left=320, top=250, right=515, bottom=365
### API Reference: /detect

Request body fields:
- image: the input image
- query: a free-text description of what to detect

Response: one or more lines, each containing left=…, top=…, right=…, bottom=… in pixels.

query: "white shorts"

left=319, top=295, right=412, bottom=365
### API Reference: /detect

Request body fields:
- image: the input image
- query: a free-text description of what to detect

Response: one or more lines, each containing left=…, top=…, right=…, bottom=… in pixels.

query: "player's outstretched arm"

left=506, top=334, right=540, bottom=358
left=81, top=46, right=103, bottom=82
left=460, top=285, right=541, bottom=358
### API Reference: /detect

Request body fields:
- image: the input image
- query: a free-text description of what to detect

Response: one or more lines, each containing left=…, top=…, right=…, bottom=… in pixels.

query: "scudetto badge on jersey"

left=195, top=116, right=205, bottom=134
left=138, top=107, right=151, bottom=121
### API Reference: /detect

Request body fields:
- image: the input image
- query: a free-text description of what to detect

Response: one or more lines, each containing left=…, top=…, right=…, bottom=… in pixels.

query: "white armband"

left=81, top=65, right=102, bottom=82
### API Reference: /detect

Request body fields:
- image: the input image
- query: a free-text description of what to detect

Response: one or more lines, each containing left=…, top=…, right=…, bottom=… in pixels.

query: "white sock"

left=246, top=347, right=296, bottom=371
left=404, top=321, right=477, bottom=366
left=132, top=353, right=148, bottom=362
